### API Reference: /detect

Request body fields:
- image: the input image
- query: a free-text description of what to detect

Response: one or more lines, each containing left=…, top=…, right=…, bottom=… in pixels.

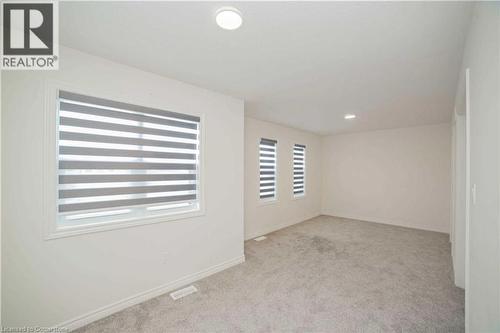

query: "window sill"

left=259, top=197, right=278, bottom=206
left=45, top=208, right=204, bottom=240
left=292, top=194, right=306, bottom=200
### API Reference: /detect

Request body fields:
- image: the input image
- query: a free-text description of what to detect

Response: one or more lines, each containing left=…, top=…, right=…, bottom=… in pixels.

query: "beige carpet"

left=76, top=216, right=464, bottom=332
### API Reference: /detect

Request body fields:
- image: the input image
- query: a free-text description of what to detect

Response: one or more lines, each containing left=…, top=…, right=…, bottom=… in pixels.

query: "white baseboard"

left=321, top=212, right=449, bottom=234
left=56, top=255, right=245, bottom=331
left=244, top=213, right=321, bottom=240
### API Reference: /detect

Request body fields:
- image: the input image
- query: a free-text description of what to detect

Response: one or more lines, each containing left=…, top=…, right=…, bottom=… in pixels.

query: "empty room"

left=1, top=1, right=500, bottom=332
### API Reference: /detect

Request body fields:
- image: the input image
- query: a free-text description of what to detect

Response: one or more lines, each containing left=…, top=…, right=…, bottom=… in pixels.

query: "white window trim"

left=293, top=184, right=306, bottom=199
left=259, top=195, right=278, bottom=206
left=42, top=80, right=205, bottom=240
left=258, top=138, right=278, bottom=204
left=292, top=144, right=306, bottom=199
left=292, top=192, right=306, bottom=200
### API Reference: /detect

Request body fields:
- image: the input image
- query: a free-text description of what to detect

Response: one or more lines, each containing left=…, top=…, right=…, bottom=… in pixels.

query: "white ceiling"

left=60, top=2, right=472, bottom=135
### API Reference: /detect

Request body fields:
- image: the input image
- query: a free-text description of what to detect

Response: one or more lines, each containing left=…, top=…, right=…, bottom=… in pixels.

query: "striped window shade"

left=57, top=90, right=200, bottom=226
left=259, top=138, right=277, bottom=200
left=293, top=144, right=306, bottom=196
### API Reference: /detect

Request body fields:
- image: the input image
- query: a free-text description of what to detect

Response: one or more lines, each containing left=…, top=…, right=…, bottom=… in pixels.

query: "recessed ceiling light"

left=216, top=8, right=242, bottom=30
left=344, top=114, right=356, bottom=120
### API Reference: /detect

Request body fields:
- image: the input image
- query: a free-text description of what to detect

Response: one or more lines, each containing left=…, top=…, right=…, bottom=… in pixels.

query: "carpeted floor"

left=76, top=215, right=464, bottom=333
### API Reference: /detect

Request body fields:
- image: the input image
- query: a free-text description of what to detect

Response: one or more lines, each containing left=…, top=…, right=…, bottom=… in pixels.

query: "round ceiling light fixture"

left=344, top=114, right=356, bottom=120
left=216, top=7, right=242, bottom=30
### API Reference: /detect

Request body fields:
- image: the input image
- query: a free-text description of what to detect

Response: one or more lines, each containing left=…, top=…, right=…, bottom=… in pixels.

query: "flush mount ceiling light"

left=216, top=7, right=242, bottom=30
left=344, top=114, right=356, bottom=120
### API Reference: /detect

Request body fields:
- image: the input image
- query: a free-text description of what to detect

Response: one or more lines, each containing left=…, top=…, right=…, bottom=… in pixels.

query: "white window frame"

left=43, top=81, right=205, bottom=240
left=293, top=144, right=306, bottom=199
left=259, top=138, right=278, bottom=204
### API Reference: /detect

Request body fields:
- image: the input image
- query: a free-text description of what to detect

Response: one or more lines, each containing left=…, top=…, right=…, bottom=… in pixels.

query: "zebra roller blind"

left=259, top=138, right=277, bottom=199
left=57, top=90, right=200, bottom=226
left=293, top=144, right=306, bottom=196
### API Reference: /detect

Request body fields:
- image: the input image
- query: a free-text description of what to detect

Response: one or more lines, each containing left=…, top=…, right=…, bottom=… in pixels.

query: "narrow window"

left=293, top=144, right=306, bottom=197
left=259, top=138, right=277, bottom=200
left=57, top=90, right=201, bottom=228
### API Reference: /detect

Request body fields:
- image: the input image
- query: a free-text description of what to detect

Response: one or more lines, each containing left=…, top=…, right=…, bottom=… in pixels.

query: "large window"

left=57, top=90, right=201, bottom=228
left=293, top=144, right=306, bottom=197
left=259, top=138, right=277, bottom=200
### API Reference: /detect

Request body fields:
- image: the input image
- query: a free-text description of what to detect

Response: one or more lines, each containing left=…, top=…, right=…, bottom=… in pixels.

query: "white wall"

left=321, top=124, right=452, bottom=233
left=1, top=47, right=245, bottom=328
left=456, top=3, right=500, bottom=331
left=244, top=117, right=321, bottom=240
